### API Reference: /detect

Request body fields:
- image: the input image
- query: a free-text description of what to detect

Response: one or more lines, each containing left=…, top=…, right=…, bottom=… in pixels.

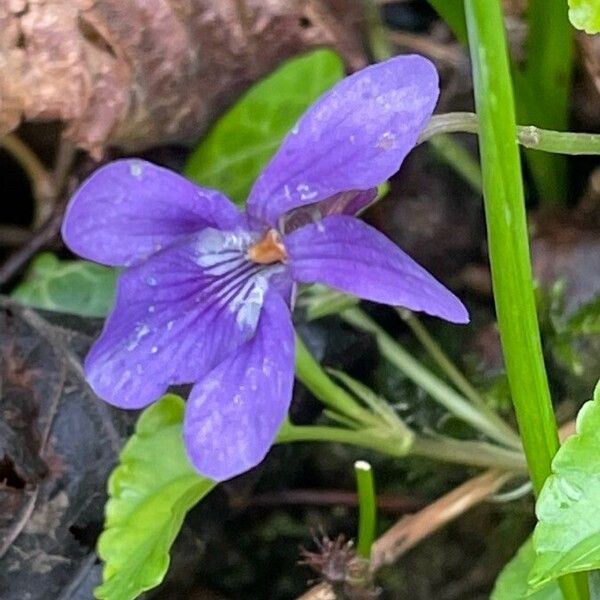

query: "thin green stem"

left=354, top=461, right=377, bottom=559
left=464, top=1, right=587, bottom=597
left=397, top=309, right=490, bottom=412
left=295, top=333, right=382, bottom=428
left=419, top=112, right=600, bottom=155
left=277, top=422, right=525, bottom=471
left=411, top=436, right=526, bottom=471
left=342, top=308, right=522, bottom=449
left=277, top=421, right=412, bottom=458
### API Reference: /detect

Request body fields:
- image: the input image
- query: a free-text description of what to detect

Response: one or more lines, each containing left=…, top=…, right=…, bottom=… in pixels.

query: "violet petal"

left=281, top=188, right=377, bottom=233
left=285, top=215, right=469, bottom=323
left=184, top=290, right=294, bottom=481
left=246, top=55, right=439, bottom=227
left=85, top=229, right=275, bottom=408
left=62, top=159, right=245, bottom=267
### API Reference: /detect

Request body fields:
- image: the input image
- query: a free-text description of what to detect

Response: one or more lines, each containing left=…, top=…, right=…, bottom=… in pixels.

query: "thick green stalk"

left=464, top=1, right=587, bottom=598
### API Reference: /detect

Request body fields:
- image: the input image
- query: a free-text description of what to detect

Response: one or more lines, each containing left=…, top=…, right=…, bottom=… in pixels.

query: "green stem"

left=277, top=422, right=525, bottom=471
left=412, top=436, right=526, bottom=471
left=277, top=421, right=412, bottom=457
left=342, top=308, right=522, bottom=449
left=397, top=309, right=489, bottom=412
left=295, top=333, right=381, bottom=428
left=419, top=112, right=600, bottom=155
left=520, top=0, right=573, bottom=208
left=464, top=1, right=587, bottom=598
left=354, top=461, right=377, bottom=559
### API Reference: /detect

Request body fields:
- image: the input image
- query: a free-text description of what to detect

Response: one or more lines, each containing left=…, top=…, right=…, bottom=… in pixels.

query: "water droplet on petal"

left=148, top=305, right=156, bottom=313
left=146, top=276, right=157, bottom=286
left=150, top=346, right=158, bottom=354
left=129, top=161, right=143, bottom=178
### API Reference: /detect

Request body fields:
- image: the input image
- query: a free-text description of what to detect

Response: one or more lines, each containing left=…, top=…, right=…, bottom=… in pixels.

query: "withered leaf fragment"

left=0, top=0, right=366, bottom=158
left=0, top=299, right=134, bottom=599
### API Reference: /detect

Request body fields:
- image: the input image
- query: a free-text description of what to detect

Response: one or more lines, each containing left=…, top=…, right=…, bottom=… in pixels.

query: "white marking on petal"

left=233, top=274, right=268, bottom=331
left=296, top=183, right=318, bottom=201
left=127, top=324, right=150, bottom=351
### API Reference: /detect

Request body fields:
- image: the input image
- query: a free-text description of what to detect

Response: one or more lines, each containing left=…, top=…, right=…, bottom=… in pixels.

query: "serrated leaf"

left=568, top=0, right=600, bottom=34
left=529, top=381, right=600, bottom=589
left=95, top=395, right=215, bottom=600
left=491, top=537, right=562, bottom=600
left=185, top=49, right=344, bottom=205
left=12, top=252, right=117, bottom=317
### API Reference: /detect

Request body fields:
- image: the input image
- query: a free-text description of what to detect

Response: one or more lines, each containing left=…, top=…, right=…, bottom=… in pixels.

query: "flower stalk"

left=341, top=308, right=521, bottom=449
left=464, top=0, right=587, bottom=597
left=419, top=112, right=600, bottom=155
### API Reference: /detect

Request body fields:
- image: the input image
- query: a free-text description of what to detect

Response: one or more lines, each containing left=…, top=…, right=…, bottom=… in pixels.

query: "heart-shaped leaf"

left=568, top=0, right=600, bottom=34
left=491, top=536, right=562, bottom=600
left=529, top=381, right=600, bottom=589
left=12, top=252, right=117, bottom=317
left=95, top=395, right=215, bottom=600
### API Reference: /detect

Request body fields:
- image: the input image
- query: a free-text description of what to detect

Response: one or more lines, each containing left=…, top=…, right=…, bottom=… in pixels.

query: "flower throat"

left=247, top=229, right=287, bottom=265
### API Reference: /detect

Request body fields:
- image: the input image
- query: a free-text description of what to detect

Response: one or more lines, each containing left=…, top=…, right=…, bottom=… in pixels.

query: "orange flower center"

left=247, top=229, right=287, bottom=265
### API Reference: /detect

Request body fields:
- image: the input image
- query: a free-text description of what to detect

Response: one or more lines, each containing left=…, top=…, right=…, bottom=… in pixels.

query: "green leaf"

left=491, top=537, right=562, bottom=600
left=184, top=49, right=344, bottom=205
left=95, top=395, right=215, bottom=600
left=11, top=252, right=117, bottom=317
left=529, top=381, right=600, bottom=590
left=568, top=296, right=600, bottom=336
left=568, top=0, right=600, bottom=34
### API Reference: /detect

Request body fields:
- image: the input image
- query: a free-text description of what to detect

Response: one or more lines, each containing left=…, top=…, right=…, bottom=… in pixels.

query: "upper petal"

left=284, top=215, right=469, bottom=323
left=281, top=188, right=377, bottom=233
left=184, top=291, right=294, bottom=481
left=246, top=55, right=439, bottom=227
left=62, top=159, right=244, bottom=267
left=85, top=228, right=281, bottom=409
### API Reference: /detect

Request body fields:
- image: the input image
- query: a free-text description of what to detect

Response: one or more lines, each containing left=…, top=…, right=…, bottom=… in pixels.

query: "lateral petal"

left=285, top=215, right=469, bottom=323
left=85, top=229, right=279, bottom=408
left=62, top=159, right=244, bottom=267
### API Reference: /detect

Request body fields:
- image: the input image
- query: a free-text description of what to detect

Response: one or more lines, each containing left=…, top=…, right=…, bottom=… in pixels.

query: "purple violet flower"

left=62, top=55, right=468, bottom=481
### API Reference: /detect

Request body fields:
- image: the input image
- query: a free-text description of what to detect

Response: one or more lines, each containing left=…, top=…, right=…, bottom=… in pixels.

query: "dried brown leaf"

left=0, top=0, right=366, bottom=158
left=0, top=298, right=134, bottom=599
